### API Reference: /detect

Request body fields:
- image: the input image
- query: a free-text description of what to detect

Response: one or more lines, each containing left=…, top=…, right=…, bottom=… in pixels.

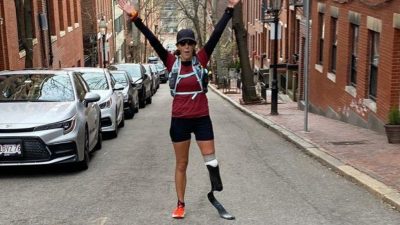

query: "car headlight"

left=99, top=98, right=112, bottom=109
left=34, top=116, right=76, bottom=134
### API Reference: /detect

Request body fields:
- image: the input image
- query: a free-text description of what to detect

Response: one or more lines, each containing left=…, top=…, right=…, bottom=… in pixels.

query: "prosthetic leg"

left=206, top=162, right=235, bottom=220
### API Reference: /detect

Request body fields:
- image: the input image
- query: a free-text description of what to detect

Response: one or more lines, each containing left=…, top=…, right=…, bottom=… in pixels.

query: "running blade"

left=207, top=191, right=235, bottom=220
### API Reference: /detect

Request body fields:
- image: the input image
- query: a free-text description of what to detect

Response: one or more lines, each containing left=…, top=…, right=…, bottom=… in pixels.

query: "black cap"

left=176, top=29, right=196, bottom=44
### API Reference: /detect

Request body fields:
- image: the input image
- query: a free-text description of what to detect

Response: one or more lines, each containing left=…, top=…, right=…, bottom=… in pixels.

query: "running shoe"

left=172, top=201, right=185, bottom=219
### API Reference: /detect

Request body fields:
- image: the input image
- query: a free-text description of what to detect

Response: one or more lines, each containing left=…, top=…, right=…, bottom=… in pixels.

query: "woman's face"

left=176, top=40, right=196, bottom=61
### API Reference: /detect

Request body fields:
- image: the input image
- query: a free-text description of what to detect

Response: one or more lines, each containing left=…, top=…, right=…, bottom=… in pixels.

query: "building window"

left=67, top=0, right=72, bottom=26
left=48, top=0, right=56, bottom=35
left=330, top=18, right=337, bottom=73
left=369, top=31, right=380, bottom=101
left=74, top=0, right=79, bottom=23
left=318, top=13, right=325, bottom=65
left=58, top=0, right=65, bottom=31
left=14, top=0, right=34, bottom=51
left=349, top=24, right=359, bottom=87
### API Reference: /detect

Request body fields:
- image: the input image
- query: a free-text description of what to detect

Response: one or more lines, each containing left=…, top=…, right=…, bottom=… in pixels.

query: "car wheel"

left=110, top=117, right=119, bottom=138
left=139, top=91, right=146, bottom=108
left=119, top=110, right=125, bottom=128
left=126, top=101, right=135, bottom=119
left=146, top=95, right=152, bottom=104
left=76, top=129, right=90, bottom=170
left=94, top=124, right=102, bottom=151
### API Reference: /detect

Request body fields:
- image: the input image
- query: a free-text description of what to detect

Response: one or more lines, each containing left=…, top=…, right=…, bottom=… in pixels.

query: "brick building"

left=310, top=0, right=400, bottom=132
left=242, top=0, right=307, bottom=101
left=240, top=0, right=399, bottom=133
left=0, top=0, right=84, bottom=70
left=81, top=0, right=115, bottom=67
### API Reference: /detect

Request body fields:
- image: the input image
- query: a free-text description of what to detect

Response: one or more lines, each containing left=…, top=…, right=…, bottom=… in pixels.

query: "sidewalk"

left=210, top=84, right=400, bottom=211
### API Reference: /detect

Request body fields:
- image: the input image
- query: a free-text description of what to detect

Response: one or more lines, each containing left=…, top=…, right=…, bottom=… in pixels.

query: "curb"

left=210, top=85, right=400, bottom=211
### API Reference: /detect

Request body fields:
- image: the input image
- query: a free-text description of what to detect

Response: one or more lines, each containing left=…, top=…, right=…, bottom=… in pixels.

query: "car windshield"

left=0, top=73, right=75, bottom=102
left=111, top=64, right=142, bottom=78
left=156, top=64, right=165, bottom=70
left=79, top=72, right=109, bottom=90
left=111, top=73, right=128, bottom=87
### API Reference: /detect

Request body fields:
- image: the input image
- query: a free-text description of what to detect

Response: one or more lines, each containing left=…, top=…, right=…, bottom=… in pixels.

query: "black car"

left=109, top=63, right=152, bottom=108
left=156, top=63, right=168, bottom=83
left=110, top=70, right=139, bottom=119
left=142, top=64, right=157, bottom=95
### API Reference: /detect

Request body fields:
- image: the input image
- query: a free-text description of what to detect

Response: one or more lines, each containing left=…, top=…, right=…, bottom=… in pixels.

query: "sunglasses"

left=178, top=40, right=196, bottom=46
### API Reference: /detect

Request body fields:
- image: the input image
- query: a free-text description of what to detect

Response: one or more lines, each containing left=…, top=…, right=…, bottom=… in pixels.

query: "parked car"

left=110, top=70, right=139, bottom=119
left=109, top=63, right=152, bottom=107
left=65, top=67, right=125, bottom=138
left=148, top=56, right=160, bottom=64
left=156, top=63, right=168, bottom=83
left=149, top=63, right=161, bottom=90
left=0, top=70, right=102, bottom=170
left=142, top=64, right=157, bottom=95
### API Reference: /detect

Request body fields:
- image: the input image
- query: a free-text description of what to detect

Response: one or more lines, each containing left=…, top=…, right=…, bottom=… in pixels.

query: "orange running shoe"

left=172, top=201, right=185, bottom=219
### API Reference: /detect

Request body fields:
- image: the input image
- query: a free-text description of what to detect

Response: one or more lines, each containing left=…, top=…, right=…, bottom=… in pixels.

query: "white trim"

left=327, top=72, right=336, bottom=83
left=67, top=26, right=73, bottom=32
left=59, top=30, right=66, bottom=37
left=394, top=13, right=400, bottom=29
left=345, top=86, right=357, bottom=98
left=19, top=50, right=26, bottom=58
left=74, top=23, right=80, bottom=28
left=32, top=38, right=38, bottom=46
left=315, top=64, right=323, bottom=73
left=51, top=35, right=57, bottom=43
left=363, top=99, right=377, bottom=113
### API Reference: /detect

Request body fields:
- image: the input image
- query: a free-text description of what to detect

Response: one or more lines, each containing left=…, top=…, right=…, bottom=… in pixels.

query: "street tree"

left=232, top=2, right=259, bottom=103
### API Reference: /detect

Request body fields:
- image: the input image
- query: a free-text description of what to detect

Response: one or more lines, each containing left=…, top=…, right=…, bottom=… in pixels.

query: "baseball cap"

left=176, top=29, right=197, bottom=44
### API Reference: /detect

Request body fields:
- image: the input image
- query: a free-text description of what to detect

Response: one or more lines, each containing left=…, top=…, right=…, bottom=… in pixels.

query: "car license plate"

left=0, top=143, right=22, bottom=156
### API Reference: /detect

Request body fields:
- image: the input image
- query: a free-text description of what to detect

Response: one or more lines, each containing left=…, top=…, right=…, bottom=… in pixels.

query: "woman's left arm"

left=203, top=0, right=240, bottom=57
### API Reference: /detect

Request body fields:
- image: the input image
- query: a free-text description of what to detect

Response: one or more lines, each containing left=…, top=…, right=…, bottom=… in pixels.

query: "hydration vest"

left=168, top=56, right=208, bottom=99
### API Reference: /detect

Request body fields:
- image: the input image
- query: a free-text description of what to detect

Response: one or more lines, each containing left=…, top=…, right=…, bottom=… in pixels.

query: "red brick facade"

left=240, top=0, right=399, bottom=133
left=310, top=0, right=400, bottom=132
left=0, top=0, right=84, bottom=70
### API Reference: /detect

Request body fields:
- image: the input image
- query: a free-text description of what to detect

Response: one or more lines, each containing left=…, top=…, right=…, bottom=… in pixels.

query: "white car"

left=65, top=68, right=125, bottom=138
left=0, top=70, right=102, bottom=170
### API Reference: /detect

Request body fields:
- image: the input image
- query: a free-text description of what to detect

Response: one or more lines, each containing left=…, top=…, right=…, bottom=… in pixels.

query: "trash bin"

left=260, top=82, right=267, bottom=101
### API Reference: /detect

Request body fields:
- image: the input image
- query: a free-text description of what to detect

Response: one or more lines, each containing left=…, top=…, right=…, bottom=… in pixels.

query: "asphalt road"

left=0, top=84, right=400, bottom=225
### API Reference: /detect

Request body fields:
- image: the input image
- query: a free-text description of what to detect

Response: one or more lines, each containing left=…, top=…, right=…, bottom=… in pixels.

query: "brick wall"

left=0, top=0, right=84, bottom=70
left=310, top=0, right=400, bottom=132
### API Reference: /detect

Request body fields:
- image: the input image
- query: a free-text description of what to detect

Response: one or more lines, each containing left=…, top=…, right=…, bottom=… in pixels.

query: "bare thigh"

left=196, top=140, right=215, bottom=156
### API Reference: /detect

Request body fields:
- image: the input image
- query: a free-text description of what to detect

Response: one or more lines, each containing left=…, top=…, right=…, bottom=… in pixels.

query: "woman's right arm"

left=118, top=1, right=169, bottom=63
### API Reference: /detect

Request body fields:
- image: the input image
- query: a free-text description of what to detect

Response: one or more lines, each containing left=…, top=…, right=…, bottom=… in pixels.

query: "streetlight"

left=99, top=18, right=107, bottom=68
left=263, top=0, right=282, bottom=115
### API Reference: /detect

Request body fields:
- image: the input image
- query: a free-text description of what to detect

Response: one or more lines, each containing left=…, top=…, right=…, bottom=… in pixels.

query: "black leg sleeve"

left=207, top=165, right=223, bottom=192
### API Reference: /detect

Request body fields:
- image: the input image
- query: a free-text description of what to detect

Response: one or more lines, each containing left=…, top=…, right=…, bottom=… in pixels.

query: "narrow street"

left=0, top=85, right=399, bottom=225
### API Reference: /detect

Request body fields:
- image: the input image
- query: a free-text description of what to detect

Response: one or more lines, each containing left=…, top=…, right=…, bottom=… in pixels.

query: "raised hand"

left=227, top=0, right=240, bottom=8
left=118, top=0, right=137, bottom=17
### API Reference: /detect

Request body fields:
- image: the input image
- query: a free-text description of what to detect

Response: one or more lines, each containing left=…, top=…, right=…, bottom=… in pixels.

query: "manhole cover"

left=329, top=140, right=367, bottom=145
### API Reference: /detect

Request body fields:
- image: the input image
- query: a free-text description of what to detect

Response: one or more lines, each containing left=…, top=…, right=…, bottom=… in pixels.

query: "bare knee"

left=176, top=161, right=188, bottom=173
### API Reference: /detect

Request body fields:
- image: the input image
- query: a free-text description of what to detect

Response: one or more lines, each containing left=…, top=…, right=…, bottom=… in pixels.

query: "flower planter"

left=384, top=124, right=400, bottom=144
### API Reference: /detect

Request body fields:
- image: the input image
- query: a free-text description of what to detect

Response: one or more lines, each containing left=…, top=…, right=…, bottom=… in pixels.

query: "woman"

left=118, top=0, right=240, bottom=219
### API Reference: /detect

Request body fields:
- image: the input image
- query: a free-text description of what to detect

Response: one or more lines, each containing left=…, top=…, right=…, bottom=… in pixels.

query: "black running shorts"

left=170, top=116, right=214, bottom=142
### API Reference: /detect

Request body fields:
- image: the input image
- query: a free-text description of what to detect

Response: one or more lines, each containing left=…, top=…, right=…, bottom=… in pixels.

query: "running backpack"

left=168, top=56, right=208, bottom=99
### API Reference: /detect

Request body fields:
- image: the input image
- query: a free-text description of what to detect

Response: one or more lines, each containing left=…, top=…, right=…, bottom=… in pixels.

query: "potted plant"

left=384, top=107, right=400, bottom=144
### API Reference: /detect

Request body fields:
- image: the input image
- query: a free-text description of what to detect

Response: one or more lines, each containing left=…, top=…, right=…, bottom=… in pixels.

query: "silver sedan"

left=0, top=70, right=102, bottom=170
left=65, top=68, right=125, bottom=138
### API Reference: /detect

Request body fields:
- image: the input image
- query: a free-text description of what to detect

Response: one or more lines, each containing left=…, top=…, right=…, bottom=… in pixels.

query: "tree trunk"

left=232, top=2, right=259, bottom=103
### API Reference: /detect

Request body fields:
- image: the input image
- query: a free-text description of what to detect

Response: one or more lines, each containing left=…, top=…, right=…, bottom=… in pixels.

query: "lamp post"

left=99, top=18, right=107, bottom=68
left=264, top=0, right=282, bottom=115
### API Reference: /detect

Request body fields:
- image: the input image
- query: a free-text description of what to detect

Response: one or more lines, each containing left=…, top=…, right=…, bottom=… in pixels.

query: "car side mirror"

left=84, top=92, right=100, bottom=107
left=113, top=84, right=124, bottom=91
